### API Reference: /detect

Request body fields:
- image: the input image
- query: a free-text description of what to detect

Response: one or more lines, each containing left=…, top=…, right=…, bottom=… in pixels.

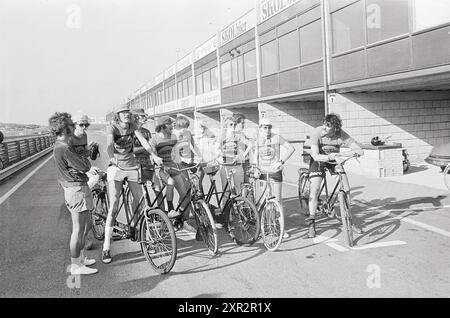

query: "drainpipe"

left=320, top=0, right=331, bottom=115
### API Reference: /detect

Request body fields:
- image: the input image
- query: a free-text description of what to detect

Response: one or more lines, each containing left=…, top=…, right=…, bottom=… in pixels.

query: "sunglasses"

left=260, top=125, right=272, bottom=129
left=79, top=123, right=90, bottom=128
left=228, top=123, right=236, bottom=127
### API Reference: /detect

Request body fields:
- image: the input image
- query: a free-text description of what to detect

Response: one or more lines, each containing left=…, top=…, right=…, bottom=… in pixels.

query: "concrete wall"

left=329, top=91, right=450, bottom=163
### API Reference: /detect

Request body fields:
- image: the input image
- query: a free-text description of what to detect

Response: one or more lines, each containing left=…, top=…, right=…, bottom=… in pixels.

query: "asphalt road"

left=1, top=127, right=450, bottom=298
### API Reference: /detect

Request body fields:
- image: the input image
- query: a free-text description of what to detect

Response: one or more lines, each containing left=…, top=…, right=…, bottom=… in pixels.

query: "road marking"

left=313, top=233, right=407, bottom=252
left=0, top=155, right=53, bottom=207
left=350, top=240, right=407, bottom=250
left=177, top=230, right=196, bottom=241
left=326, top=242, right=349, bottom=252
left=312, top=234, right=338, bottom=244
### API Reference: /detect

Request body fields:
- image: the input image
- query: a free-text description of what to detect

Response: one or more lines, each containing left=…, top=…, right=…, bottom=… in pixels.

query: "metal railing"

left=0, top=134, right=56, bottom=179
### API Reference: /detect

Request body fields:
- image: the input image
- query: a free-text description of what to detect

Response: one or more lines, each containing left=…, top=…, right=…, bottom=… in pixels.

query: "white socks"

left=103, top=226, right=113, bottom=251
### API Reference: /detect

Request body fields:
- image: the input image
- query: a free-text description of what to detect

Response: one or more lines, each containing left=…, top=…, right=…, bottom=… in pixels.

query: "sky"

left=0, top=0, right=256, bottom=125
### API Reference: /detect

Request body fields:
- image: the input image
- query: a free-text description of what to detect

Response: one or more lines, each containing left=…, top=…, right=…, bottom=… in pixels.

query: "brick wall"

left=329, top=91, right=450, bottom=162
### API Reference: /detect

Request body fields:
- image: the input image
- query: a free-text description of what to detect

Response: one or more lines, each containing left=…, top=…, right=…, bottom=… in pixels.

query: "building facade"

left=123, top=0, right=450, bottom=166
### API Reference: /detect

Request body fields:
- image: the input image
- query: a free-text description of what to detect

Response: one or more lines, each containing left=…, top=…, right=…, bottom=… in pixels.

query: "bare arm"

left=280, top=139, right=295, bottom=163
left=134, top=130, right=162, bottom=165
left=65, top=148, right=91, bottom=173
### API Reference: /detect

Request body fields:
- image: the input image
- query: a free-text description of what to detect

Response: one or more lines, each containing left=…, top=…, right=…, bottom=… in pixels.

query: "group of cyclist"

left=50, top=103, right=364, bottom=275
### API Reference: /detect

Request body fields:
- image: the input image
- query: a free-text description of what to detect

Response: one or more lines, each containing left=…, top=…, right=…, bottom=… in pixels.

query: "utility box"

left=343, top=143, right=404, bottom=178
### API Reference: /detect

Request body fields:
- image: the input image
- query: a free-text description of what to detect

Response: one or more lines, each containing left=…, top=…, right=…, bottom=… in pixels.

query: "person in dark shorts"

left=132, top=108, right=163, bottom=209
left=50, top=112, right=98, bottom=275
left=256, top=118, right=294, bottom=239
left=307, top=113, right=364, bottom=238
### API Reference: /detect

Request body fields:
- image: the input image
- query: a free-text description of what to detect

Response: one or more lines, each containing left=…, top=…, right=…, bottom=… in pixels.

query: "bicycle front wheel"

left=139, top=208, right=177, bottom=274
left=225, top=196, right=260, bottom=246
left=261, top=199, right=284, bottom=252
left=338, top=191, right=354, bottom=247
left=298, top=170, right=310, bottom=215
left=193, top=200, right=219, bottom=255
left=91, top=189, right=108, bottom=241
left=443, top=164, right=450, bottom=191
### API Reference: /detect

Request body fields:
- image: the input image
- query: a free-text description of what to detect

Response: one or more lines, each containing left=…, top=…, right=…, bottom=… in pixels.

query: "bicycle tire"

left=91, top=189, right=108, bottom=241
left=139, top=208, right=177, bottom=274
left=444, top=164, right=450, bottom=191
left=338, top=191, right=354, bottom=247
left=193, top=200, right=219, bottom=255
left=261, top=199, right=284, bottom=252
left=224, top=196, right=260, bottom=246
left=298, top=170, right=310, bottom=214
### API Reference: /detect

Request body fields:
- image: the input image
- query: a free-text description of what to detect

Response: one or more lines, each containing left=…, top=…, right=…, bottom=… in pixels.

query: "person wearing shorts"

left=132, top=108, right=164, bottom=209
left=307, top=113, right=364, bottom=238
left=71, top=114, right=99, bottom=251
left=149, top=116, right=195, bottom=232
left=256, top=118, right=294, bottom=239
left=50, top=112, right=98, bottom=275
left=102, top=104, right=162, bottom=264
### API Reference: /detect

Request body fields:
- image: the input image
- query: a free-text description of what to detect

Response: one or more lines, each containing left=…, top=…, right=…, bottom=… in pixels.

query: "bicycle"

left=90, top=163, right=177, bottom=274
left=298, top=155, right=361, bottom=247
left=203, top=160, right=260, bottom=246
left=165, top=162, right=219, bottom=255
left=241, top=165, right=285, bottom=252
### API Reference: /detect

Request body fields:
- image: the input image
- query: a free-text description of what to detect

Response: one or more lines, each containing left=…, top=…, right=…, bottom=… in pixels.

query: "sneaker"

left=282, top=231, right=290, bottom=239
left=102, top=250, right=112, bottom=264
left=70, top=264, right=98, bottom=275
left=81, top=257, right=96, bottom=267
left=85, top=239, right=94, bottom=250
left=182, top=221, right=197, bottom=233
left=168, top=210, right=181, bottom=218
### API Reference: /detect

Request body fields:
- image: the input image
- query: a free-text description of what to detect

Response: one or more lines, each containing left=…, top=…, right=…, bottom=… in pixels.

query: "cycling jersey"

left=134, top=127, right=153, bottom=169
left=107, top=122, right=138, bottom=169
left=173, top=128, right=194, bottom=164
left=308, top=126, right=354, bottom=178
left=257, top=133, right=286, bottom=182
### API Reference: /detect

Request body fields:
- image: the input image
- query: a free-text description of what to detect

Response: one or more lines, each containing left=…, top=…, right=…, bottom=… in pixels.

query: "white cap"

left=259, top=118, right=272, bottom=127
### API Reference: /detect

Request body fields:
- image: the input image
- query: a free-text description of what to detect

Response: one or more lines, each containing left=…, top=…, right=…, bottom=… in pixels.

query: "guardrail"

left=0, top=134, right=56, bottom=181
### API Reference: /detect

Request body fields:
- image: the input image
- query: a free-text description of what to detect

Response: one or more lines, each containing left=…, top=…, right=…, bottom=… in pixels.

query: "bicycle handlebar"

left=324, top=153, right=361, bottom=165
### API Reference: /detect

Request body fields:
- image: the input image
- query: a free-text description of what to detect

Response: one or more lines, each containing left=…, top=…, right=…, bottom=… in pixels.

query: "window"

left=366, top=0, right=408, bottom=44
left=261, top=40, right=278, bottom=75
left=300, top=19, right=323, bottom=63
left=182, top=78, right=188, bottom=97
left=244, top=49, right=256, bottom=81
left=279, top=30, right=300, bottom=69
left=414, top=0, right=450, bottom=31
left=187, top=76, right=193, bottom=96
left=221, top=61, right=232, bottom=88
left=196, top=74, right=203, bottom=95
left=211, top=67, right=218, bottom=90
left=237, top=55, right=244, bottom=84
left=177, top=81, right=183, bottom=99
left=203, top=71, right=211, bottom=93
left=331, top=1, right=364, bottom=54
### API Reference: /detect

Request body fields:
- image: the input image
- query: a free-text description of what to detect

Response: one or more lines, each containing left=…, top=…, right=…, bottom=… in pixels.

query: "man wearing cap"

left=256, top=117, right=295, bottom=239
left=102, top=104, right=162, bottom=264
left=149, top=115, right=196, bottom=232
left=132, top=108, right=163, bottom=209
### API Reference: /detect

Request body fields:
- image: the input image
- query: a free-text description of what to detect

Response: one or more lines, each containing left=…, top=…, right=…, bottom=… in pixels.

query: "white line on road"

left=0, top=155, right=53, bottom=207
left=312, top=234, right=338, bottom=244
left=326, top=243, right=349, bottom=252
left=350, top=240, right=407, bottom=250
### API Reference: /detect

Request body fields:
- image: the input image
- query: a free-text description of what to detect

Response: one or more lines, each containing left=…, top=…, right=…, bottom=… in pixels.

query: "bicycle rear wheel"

left=91, top=189, right=108, bottom=241
left=225, top=196, right=260, bottom=246
left=338, top=191, right=354, bottom=247
left=139, top=208, right=177, bottom=274
left=261, top=199, right=284, bottom=252
left=193, top=200, right=219, bottom=255
left=298, top=170, right=310, bottom=215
